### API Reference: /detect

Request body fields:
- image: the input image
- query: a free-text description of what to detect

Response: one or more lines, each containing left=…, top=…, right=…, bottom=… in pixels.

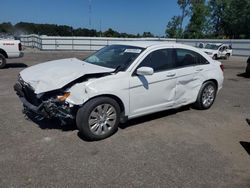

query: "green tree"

left=166, top=0, right=190, bottom=38
left=184, top=0, right=208, bottom=38
left=0, top=22, right=13, bottom=33
left=142, top=32, right=154, bottom=38
left=165, top=16, right=182, bottom=38
left=178, top=0, right=190, bottom=34
left=222, top=0, right=250, bottom=38
left=103, top=28, right=120, bottom=37
left=207, top=0, right=230, bottom=37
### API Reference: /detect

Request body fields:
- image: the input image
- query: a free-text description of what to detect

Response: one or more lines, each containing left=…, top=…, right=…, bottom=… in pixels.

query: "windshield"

left=205, top=44, right=221, bottom=50
left=84, top=45, right=144, bottom=70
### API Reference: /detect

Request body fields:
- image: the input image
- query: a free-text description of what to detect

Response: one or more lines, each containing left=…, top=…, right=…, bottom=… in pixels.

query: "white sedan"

left=14, top=42, right=224, bottom=140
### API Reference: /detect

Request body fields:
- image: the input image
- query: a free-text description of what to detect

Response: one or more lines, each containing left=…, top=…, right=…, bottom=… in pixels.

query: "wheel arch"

left=203, top=79, right=218, bottom=90
left=0, top=48, right=8, bottom=58
left=84, top=94, right=125, bottom=116
left=195, top=79, right=218, bottom=101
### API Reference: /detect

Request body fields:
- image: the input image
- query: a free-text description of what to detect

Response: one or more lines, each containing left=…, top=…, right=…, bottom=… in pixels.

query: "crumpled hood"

left=20, top=58, right=114, bottom=94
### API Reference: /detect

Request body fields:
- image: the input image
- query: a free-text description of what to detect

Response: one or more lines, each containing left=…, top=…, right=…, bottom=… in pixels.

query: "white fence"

left=20, top=34, right=250, bottom=56
left=20, top=34, right=175, bottom=51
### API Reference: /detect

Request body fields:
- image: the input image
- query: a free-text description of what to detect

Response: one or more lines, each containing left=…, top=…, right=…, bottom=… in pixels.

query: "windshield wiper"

left=113, top=65, right=123, bottom=73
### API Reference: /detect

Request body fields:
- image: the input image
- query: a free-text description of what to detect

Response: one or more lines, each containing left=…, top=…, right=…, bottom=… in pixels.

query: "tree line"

left=166, top=0, right=250, bottom=39
left=0, top=22, right=154, bottom=38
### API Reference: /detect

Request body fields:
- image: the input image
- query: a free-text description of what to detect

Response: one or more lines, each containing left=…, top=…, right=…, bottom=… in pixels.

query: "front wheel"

left=194, top=81, right=217, bottom=110
left=0, top=54, right=6, bottom=69
left=76, top=97, right=120, bottom=141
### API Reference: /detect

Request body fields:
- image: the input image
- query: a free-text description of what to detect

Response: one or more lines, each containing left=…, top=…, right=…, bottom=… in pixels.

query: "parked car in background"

left=0, top=39, right=23, bottom=68
left=197, top=42, right=205, bottom=49
left=202, top=43, right=232, bottom=60
left=246, top=57, right=250, bottom=74
left=14, top=42, right=224, bottom=140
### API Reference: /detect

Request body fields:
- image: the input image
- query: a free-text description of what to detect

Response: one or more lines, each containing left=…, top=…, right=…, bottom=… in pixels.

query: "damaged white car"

left=14, top=42, right=224, bottom=140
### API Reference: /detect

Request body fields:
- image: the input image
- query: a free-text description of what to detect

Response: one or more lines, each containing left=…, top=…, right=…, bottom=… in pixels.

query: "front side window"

left=85, top=45, right=144, bottom=70
left=205, top=44, right=221, bottom=50
left=137, top=49, right=174, bottom=72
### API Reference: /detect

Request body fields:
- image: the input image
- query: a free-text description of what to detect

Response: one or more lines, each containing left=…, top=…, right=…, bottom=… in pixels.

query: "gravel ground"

left=0, top=50, right=249, bottom=188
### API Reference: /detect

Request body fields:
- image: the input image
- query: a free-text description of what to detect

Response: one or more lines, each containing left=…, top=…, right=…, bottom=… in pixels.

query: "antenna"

left=99, top=19, right=102, bottom=37
left=88, top=0, right=92, bottom=28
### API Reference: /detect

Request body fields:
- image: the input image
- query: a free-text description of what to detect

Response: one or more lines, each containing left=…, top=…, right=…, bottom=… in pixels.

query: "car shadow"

left=239, top=141, right=250, bottom=155
left=246, top=118, right=250, bottom=126
left=237, top=72, right=250, bottom=78
left=119, top=105, right=191, bottom=129
left=77, top=105, right=192, bottom=142
left=26, top=105, right=191, bottom=141
left=26, top=115, right=77, bottom=131
left=4, top=63, right=28, bottom=69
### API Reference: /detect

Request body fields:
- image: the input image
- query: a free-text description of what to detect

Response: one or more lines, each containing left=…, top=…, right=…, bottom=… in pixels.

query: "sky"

left=1, top=0, right=180, bottom=36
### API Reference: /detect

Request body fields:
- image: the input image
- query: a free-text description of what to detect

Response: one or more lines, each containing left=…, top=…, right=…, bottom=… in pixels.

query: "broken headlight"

left=56, top=92, right=71, bottom=102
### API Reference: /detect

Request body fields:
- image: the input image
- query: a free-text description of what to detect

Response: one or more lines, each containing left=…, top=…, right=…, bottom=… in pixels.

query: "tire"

left=76, top=97, right=120, bottom=141
left=194, top=81, right=217, bottom=110
left=225, top=53, right=230, bottom=60
left=246, top=57, right=250, bottom=74
left=0, top=54, right=6, bottom=69
left=212, top=54, right=217, bottom=60
left=212, top=54, right=218, bottom=60
left=246, top=63, right=250, bottom=74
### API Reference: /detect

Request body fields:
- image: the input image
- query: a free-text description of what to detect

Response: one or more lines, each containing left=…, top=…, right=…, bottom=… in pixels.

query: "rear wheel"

left=0, top=54, right=6, bottom=69
left=212, top=54, right=217, bottom=60
left=246, top=57, right=250, bottom=74
left=225, top=53, right=230, bottom=60
left=246, top=63, right=250, bottom=74
left=194, top=81, right=217, bottom=110
left=76, top=97, right=120, bottom=141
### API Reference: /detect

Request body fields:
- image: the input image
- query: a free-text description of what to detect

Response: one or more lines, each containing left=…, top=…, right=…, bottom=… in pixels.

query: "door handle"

left=166, top=73, right=176, bottom=77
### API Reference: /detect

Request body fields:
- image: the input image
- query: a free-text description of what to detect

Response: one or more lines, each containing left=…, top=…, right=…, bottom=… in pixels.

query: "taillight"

left=220, top=64, right=224, bottom=72
left=18, top=43, right=22, bottom=51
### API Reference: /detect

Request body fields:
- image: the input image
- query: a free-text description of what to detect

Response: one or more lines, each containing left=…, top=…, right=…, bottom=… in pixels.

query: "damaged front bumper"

left=14, top=82, right=76, bottom=122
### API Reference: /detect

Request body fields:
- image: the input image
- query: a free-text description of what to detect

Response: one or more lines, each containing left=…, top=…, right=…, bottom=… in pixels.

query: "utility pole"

left=99, top=19, right=102, bottom=37
left=88, top=0, right=92, bottom=28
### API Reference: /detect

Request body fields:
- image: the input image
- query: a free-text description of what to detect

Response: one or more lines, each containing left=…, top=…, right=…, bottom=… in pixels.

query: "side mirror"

left=136, top=67, right=154, bottom=76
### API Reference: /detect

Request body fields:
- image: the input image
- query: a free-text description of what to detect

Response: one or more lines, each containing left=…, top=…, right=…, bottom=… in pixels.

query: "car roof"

left=206, top=43, right=223, bottom=46
left=112, top=41, right=203, bottom=48
left=113, top=41, right=176, bottom=48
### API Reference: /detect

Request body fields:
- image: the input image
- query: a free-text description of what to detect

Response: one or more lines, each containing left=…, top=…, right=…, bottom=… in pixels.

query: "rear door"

left=173, top=48, right=204, bottom=106
left=218, top=46, right=227, bottom=58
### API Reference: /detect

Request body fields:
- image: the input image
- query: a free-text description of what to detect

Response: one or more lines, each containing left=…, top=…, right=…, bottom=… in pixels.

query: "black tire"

left=225, top=53, right=230, bottom=60
left=0, top=54, right=6, bottom=69
left=76, top=97, right=120, bottom=141
left=194, top=81, right=217, bottom=110
left=246, top=63, right=250, bottom=74
left=212, top=54, right=217, bottom=60
left=246, top=57, right=250, bottom=74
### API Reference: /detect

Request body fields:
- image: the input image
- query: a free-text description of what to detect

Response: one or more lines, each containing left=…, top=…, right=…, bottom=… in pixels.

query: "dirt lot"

left=0, top=50, right=249, bottom=188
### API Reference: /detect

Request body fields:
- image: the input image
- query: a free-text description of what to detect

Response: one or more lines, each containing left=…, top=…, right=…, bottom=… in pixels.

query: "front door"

left=129, top=48, right=177, bottom=117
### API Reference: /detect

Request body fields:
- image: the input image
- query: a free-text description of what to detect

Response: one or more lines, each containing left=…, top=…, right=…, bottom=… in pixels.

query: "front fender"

left=66, top=73, right=130, bottom=116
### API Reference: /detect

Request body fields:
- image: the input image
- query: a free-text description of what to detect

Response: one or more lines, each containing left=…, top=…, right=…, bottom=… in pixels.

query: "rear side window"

left=175, top=49, right=209, bottom=67
left=138, top=49, right=175, bottom=72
